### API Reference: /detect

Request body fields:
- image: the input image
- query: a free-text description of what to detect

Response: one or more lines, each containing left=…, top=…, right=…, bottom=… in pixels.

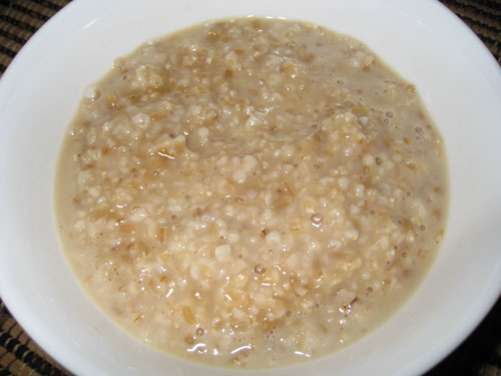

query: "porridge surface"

left=56, top=18, right=447, bottom=368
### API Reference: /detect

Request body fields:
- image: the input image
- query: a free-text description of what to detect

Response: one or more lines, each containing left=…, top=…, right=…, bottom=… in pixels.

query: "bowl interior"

left=0, top=0, right=500, bottom=375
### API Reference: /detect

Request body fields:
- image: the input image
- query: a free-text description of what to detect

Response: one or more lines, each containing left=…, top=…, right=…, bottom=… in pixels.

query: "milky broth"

left=56, top=18, right=448, bottom=368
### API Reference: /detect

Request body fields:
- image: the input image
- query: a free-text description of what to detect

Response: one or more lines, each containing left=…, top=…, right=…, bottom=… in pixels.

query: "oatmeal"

left=55, top=18, right=448, bottom=368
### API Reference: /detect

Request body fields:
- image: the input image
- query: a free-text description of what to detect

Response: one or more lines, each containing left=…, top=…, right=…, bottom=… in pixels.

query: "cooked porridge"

left=55, top=18, right=448, bottom=368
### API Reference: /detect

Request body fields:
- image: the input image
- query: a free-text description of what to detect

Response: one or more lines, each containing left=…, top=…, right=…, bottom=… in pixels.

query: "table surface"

left=0, top=0, right=500, bottom=375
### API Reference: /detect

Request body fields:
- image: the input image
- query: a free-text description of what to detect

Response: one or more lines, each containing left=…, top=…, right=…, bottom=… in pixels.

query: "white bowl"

left=0, top=0, right=500, bottom=375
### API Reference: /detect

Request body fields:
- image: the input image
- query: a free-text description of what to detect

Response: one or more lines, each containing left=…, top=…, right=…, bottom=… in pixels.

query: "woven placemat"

left=0, top=1, right=500, bottom=375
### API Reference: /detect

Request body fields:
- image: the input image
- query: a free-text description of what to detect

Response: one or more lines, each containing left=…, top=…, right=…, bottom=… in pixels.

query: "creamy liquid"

left=56, top=18, right=448, bottom=368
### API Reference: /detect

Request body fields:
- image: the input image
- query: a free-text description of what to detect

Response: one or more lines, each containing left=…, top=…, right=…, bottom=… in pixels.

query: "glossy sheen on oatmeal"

left=56, top=18, right=448, bottom=368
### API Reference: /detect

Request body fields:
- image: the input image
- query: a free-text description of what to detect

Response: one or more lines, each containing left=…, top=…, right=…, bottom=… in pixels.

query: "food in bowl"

left=55, top=17, right=447, bottom=368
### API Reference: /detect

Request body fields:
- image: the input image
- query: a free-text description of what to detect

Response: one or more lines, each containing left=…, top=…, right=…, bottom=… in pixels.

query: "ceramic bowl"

left=0, top=0, right=500, bottom=375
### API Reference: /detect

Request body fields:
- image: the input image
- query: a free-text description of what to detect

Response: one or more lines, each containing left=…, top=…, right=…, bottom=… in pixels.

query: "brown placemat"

left=0, top=1, right=500, bottom=375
